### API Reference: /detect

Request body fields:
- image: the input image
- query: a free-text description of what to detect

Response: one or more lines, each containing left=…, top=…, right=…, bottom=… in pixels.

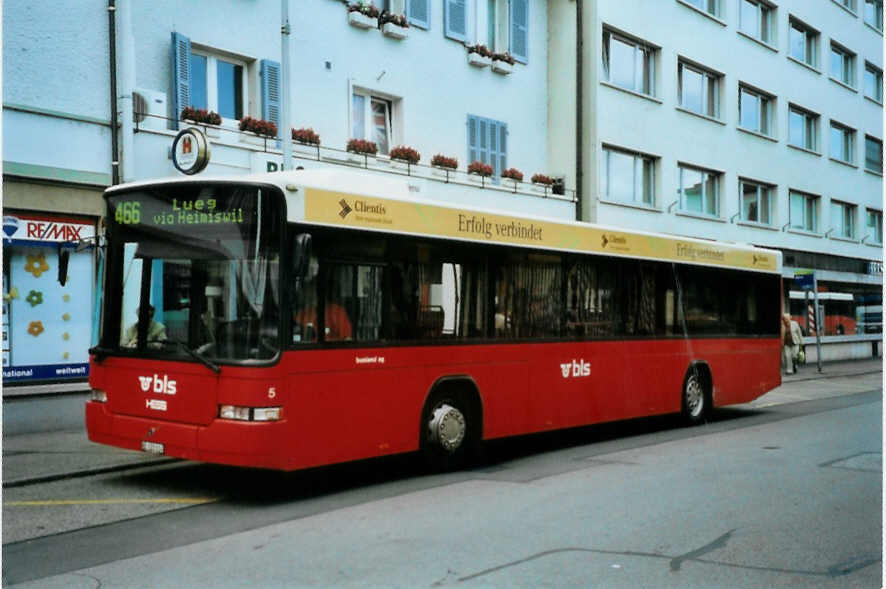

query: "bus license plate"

left=141, top=441, right=164, bottom=455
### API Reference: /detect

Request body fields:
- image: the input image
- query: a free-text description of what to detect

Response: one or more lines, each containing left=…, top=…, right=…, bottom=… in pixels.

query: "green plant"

left=466, top=44, right=493, bottom=58
left=492, top=51, right=516, bottom=65
left=348, top=2, right=379, bottom=17
left=379, top=11, right=408, bottom=27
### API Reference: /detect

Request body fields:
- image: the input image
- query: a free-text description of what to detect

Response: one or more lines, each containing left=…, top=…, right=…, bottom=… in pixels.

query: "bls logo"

left=137, top=374, right=177, bottom=395
left=560, top=359, right=591, bottom=379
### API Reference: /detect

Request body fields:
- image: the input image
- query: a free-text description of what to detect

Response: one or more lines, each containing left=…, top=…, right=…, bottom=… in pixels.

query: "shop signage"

left=793, top=270, right=814, bottom=290
left=172, top=128, right=210, bottom=175
left=2, top=214, right=95, bottom=246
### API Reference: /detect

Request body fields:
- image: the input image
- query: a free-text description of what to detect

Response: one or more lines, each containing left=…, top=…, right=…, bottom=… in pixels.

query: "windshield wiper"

left=161, top=339, right=221, bottom=374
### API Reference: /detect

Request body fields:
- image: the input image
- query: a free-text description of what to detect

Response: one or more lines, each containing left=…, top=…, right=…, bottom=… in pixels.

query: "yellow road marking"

left=4, top=498, right=216, bottom=506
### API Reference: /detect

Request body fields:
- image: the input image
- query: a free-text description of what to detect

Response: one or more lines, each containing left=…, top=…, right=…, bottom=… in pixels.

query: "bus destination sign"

left=112, top=198, right=245, bottom=228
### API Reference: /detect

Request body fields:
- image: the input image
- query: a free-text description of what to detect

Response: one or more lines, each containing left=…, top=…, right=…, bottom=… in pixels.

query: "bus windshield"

left=102, top=184, right=282, bottom=363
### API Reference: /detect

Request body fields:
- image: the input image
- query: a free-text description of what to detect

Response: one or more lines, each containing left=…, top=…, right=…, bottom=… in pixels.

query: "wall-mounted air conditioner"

left=132, top=88, right=168, bottom=131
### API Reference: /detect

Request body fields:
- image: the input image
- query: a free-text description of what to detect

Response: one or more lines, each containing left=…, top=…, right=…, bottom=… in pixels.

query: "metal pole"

left=812, top=275, right=823, bottom=373
left=107, top=1, right=120, bottom=185
left=280, top=0, right=292, bottom=170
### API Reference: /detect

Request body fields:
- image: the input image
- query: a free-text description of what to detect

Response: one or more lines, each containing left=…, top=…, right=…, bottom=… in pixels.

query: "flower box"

left=183, top=122, right=220, bottom=139
left=240, top=132, right=276, bottom=147
left=503, top=178, right=521, bottom=191
left=531, top=183, right=551, bottom=195
left=293, top=142, right=320, bottom=158
left=491, top=59, right=513, bottom=75
left=431, top=166, right=454, bottom=179
left=468, top=53, right=491, bottom=68
left=382, top=22, right=408, bottom=39
left=467, top=174, right=489, bottom=185
left=348, top=11, right=378, bottom=29
left=347, top=153, right=376, bottom=166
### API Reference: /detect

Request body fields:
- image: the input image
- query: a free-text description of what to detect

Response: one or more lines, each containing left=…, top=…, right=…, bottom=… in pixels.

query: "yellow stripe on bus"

left=304, top=188, right=779, bottom=273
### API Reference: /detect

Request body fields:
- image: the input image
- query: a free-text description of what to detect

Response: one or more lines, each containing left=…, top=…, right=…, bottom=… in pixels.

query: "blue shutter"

left=407, top=0, right=430, bottom=29
left=510, top=0, right=528, bottom=63
left=467, top=115, right=479, bottom=166
left=261, top=59, right=282, bottom=141
left=445, top=0, right=467, bottom=42
left=170, top=32, right=191, bottom=131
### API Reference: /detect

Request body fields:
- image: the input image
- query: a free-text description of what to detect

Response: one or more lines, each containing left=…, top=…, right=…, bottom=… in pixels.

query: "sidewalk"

left=2, top=358, right=882, bottom=488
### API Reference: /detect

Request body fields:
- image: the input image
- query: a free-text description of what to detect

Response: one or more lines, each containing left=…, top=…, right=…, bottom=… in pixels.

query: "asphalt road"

left=3, top=385, right=882, bottom=587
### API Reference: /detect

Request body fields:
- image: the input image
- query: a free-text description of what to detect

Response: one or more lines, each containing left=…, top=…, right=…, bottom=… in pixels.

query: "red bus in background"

left=86, top=170, right=782, bottom=471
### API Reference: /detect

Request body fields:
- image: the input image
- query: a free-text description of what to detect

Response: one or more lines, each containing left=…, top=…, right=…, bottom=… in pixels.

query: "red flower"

left=501, top=168, right=524, bottom=181
left=347, top=138, right=378, bottom=155
left=531, top=173, right=554, bottom=185
left=389, top=145, right=420, bottom=164
left=467, top=161, right=493, bottom=177
left=431, top=154, right=458, bottom=169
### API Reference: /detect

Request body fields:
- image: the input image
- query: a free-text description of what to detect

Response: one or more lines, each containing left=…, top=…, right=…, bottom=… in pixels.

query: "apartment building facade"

left=549, top=0, right=883, bottom=358
left=3, top=0, right=569, bottom=390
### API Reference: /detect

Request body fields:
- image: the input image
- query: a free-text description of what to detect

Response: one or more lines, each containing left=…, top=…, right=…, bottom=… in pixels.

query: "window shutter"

left=510, top=0, right=528, bottom=63
left=467, top=115, right=479, bottom=165
left=170, top=32, right=191, bottom=131
left=407, top=0, right=430, bottom=29
left=261, top=59, right=282, bottom=140
left=445, top=0, right=467, bottom=42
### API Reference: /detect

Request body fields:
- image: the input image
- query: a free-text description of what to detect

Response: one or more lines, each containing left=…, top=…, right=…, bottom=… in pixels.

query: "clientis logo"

left=138, top=374, right=177, bottom=395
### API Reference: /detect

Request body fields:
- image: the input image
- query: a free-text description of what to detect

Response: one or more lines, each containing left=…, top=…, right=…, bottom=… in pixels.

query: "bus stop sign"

left=794, top=270, right=814, bottom=290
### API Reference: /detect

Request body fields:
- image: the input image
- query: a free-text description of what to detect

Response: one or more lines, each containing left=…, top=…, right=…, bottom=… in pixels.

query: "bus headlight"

left=91, top=389, right=108, bottom=403
left=253, top=407, right=281, bottom=422
left=218, top=405, right=282, bottom=422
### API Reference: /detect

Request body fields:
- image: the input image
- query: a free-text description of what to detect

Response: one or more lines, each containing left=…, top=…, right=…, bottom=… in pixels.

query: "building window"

left=467, top=115, right=507, bottom=182
left=788, top=18, right=818, bottom=68
left=678, top=60, right=720, bottom=118
left=740, top=180, right=773, bottom=225
left=866, top=209, right=883, bottom=244
left=864, top=62, right=883, bottom=103
left=682, top=0, right=720, bottom=17
left=189, top=51, right=246, bottom=121
left=835, top=0, right=857, bottom=13
left=678, top=164, right=720, bottom=217
left=602, top=29, right=656, bottom=96
left=352, top=91, right=394, bottom=155
left=830, top=43, right=856, bottom=87
left=739, top=85, right=774, bottom=136
left=830, top=201, right=856, bottom=239
left=865, top=0, right=884, bottom=30
left=601, top=146, right=655, bottom=205
left=865, top=136, right=883, bottom=173
left=788, top=105, right=818, bottom=151
left=790, top=190, right=819, bottom=232
left=739, top=0, right=774, bottom=44
left=829, top=121, right=855, bottom=164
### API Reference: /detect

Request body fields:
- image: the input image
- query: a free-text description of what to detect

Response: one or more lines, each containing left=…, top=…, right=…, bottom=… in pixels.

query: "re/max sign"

left=26, top=222, right=84, bottom=241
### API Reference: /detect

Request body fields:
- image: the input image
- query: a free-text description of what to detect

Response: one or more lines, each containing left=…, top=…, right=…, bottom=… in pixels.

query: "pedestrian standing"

left=782, top=313, right=798, bottom=374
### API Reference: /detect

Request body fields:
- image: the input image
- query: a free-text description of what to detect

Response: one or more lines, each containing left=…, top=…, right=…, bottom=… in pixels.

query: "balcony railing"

left=135, top=112, right=576, bottom=203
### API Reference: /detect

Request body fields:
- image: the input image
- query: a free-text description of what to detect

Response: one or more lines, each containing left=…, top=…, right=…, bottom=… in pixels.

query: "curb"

left=783, top=369, right=882, bottom=384
left=3, top=457, right=177, bottom=489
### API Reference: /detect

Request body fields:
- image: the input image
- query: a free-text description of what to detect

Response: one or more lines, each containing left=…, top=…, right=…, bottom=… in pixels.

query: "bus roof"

left=107, top=169, right=782, bottom=274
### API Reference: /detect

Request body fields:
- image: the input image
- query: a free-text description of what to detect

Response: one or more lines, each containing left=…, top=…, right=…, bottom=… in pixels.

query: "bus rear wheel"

left=681, top=369, right=708, bottom=426
left=421, top=395, right=475, bottom=471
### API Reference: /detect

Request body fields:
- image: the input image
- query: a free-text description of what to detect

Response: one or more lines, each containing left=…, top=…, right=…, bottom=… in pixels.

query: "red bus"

left=86, top=170, right=782, bottom=471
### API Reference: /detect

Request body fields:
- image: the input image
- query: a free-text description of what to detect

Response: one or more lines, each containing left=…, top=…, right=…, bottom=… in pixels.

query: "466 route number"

left=115, top=201, right=141, bottom=225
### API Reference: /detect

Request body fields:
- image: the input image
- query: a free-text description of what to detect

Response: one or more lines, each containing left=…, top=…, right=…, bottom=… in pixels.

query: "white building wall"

left=127, top=0, right=551, bottom=185
left=587, top=0, right=883, bottom=265
left=541, top=0, right=883, bottom=266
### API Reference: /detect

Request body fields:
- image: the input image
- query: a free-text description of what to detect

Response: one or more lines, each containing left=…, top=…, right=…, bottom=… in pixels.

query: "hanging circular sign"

left=172, top=128, right=210, bottom=175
